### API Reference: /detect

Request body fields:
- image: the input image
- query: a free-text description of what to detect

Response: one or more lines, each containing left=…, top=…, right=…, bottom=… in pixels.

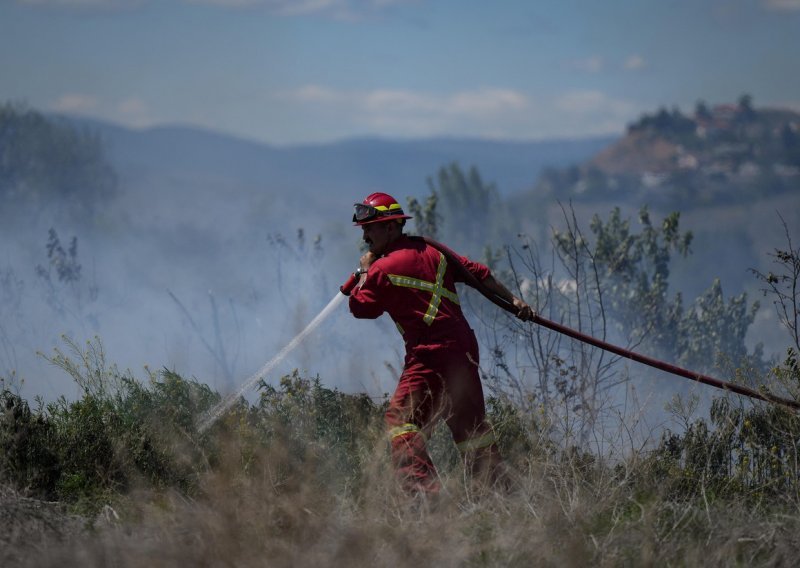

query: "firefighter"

left=345, top=192, right=534, bottom=494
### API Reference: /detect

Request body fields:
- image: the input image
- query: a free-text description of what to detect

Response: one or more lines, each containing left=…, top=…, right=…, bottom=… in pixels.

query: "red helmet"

left=352, top=192, right=413, bottom=226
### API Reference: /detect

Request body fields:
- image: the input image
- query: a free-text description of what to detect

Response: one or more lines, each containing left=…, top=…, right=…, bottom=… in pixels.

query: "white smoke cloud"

left=17, top=0, right=421, bottom=16
left=281, top=85, right=532, bottom=138
left=17, top=0, right=144, bottom=7
left=570, top=55, right=605, bottom=74
left=49, top=93, right=157, bottom=129
left=116, top=97, right=153, bottom=127
left=281, top=84, right=642, bottom=140
left=182, top=0, right=336, bottom=11
left=570, top=54, right=647, bottom=74
left=623, top=54, right=646, bottom=71
left=52, top=93, right=100, bottom=113
left=763, top=0, right=800, bottom=10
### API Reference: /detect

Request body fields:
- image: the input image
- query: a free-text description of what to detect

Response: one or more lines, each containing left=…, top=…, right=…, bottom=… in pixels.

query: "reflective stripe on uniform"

left=389, top=423, right=422, bottom=439
left=456, top=431, right=497, bottom=453
left=387, top=253, right=459, bottom=326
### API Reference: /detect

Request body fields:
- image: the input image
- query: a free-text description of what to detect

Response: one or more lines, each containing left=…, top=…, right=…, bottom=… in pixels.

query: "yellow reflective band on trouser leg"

left=456, top=431, right=497, bottom=453
left=389, top=423, right=422, bottom=440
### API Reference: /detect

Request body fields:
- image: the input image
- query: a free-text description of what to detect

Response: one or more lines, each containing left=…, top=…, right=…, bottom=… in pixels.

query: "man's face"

left=361, top=221, right=393, bottom=256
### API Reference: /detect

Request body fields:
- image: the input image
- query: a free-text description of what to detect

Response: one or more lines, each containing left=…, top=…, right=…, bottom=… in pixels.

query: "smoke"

left=0, top=138, right=404, bottom=404
left=198, top=291, right=348, bottom=433
left=2, top=115, right=797, bottom=424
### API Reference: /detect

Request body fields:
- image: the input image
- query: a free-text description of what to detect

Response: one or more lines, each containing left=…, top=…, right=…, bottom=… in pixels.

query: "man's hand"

left=513, top=298, right=535, bottom=322
left=359, top=251, right=377, bottom=272
left=481, top=274, right=536, bottom=322
left=356, top=251, right=377, bottom=286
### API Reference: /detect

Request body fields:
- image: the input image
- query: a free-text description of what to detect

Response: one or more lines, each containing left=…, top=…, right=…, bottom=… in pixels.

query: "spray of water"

left=198, top=292, right=347, bottom=433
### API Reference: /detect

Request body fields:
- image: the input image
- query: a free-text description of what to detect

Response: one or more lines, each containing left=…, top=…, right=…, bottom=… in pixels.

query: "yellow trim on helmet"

left=374, top=203, right=402, bottom=212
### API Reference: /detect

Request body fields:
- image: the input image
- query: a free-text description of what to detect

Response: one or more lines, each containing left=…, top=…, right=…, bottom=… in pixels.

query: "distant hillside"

left=64, top=115, right=615, bottom=200
left=529, top=99, right=800, bottom=210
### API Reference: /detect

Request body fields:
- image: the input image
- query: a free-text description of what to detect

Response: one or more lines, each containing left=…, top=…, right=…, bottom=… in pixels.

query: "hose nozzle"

left=340, top=272, right=358, bottom=296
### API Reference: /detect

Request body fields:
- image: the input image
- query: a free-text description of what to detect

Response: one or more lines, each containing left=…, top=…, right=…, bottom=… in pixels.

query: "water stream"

left=198, top=292, right=347, bottom=433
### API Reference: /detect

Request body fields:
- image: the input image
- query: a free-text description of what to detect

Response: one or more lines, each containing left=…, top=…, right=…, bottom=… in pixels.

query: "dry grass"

left=4, top=424, right=800, bottom=568
left=4, top=356, right=800, bottom=567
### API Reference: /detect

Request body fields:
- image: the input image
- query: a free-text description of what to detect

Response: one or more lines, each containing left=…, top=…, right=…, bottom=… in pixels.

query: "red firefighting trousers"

left=385, top=329, right=502, bottom=493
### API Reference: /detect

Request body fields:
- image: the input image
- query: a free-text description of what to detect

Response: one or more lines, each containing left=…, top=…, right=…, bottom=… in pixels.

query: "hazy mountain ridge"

left=65, top=115, right=615, bottom=201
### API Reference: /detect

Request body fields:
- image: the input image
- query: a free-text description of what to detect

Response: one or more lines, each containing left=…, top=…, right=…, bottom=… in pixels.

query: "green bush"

left=642, top=349, right=800, bottom=507
left=0, top=339, right=223, bottom=511
left=0, top=391, right=61, bottom=499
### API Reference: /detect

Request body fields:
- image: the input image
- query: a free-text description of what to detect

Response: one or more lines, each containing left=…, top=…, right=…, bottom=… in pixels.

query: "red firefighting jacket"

left=349, top=235, right=490, bottom=349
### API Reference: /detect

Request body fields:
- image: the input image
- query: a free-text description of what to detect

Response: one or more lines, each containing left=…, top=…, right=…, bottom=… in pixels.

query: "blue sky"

left=1, top=0, right=798, bottom=145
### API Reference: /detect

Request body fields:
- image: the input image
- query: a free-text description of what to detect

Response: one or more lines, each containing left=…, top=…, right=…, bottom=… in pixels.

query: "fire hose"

left=342, top=237, right=800, bottom=412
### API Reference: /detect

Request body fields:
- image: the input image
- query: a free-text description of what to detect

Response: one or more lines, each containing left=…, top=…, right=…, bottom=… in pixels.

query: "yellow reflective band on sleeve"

left=389, top=423, right=422, bottom=439
left=395, top=321, right=405, bottom=335
left=456, top=431, right=497, bottom=453
left=386, top=253, right=459, bottom=326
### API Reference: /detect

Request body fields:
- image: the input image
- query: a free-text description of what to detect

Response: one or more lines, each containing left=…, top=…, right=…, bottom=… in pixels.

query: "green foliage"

left=246, top=370, right=385, bottom=491
left=554, top=206, right=762, bottom=372
left=695, top=99, right=712, bottom=122
left=485, top=395, right=552, bottom=466
left=425, top=163, right=505, bottom=252
left=576, top=208, right=691, bottom=358
left=1, top=336, right=391, bottom=509
left=676, top=279, right=762, bottom=371
left=0, top=392, right=61, bottom=499
left=0, top=102, right=116, bottom=224
left=750, top=218, right=800, bottom=352
left=1, top=338, right=220, bottom=512
left=646, top=386, right=800, bottom=506
left=406, top=190, right=440, bottom=240
left=738, top=93, right=756, bottom=121
left=629, top=105, right=697, bottom=141
left=641, top=223, right=800, bottom=509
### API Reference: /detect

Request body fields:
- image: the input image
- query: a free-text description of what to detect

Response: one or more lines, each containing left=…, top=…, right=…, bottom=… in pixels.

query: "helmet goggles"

left=352, top=202, right=407, bottom=224
left=353, top=203, right=381, bottom=223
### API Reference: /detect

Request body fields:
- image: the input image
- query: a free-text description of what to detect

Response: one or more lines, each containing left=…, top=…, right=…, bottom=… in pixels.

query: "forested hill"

left=66, top=115, right=614, bottom=201
left=527, top=98, right=800, bottom=210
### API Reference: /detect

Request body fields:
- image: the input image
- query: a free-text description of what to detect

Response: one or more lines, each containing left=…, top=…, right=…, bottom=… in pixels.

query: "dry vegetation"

left=2, top=338, right=800, bottom=567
